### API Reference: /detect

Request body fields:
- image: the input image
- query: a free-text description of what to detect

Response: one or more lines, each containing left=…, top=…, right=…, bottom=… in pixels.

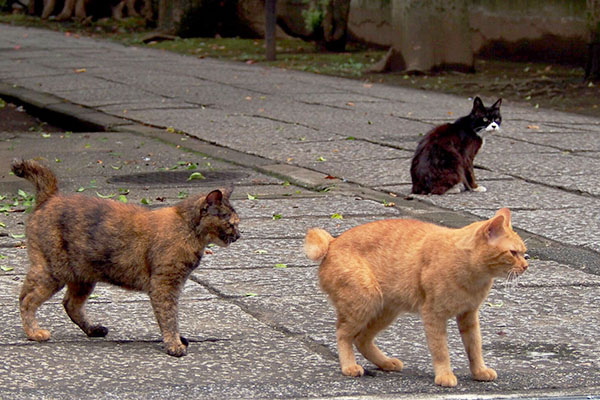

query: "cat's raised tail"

left=11, top=159, right=59, bottom=210
left=304, top=228, right=334, bottom=262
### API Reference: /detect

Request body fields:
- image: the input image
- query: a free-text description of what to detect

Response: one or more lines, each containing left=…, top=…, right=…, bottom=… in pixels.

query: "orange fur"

left=305, top=208, right=528, bottom=387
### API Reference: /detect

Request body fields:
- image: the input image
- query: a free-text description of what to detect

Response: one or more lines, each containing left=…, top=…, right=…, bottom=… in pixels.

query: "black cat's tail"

left=11, top=159, right=59, bottom=210
left=304, top=228, right=334, bottom=263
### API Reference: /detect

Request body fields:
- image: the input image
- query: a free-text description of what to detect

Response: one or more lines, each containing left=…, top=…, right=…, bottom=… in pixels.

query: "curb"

left=1, top=83, right=599, bottom=276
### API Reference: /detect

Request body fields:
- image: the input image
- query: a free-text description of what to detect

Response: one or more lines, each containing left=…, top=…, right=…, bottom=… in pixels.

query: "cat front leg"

left=421, top=311, right=457, bottom=387
left=149, top=278, right=187, bottom=357
left=465, top=167, right=487, bottom=192
left=457, top=310, right=497, bottom=382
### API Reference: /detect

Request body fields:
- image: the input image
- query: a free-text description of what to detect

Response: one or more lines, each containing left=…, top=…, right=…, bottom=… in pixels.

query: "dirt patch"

left=365, top=58, right=600, bottom=117
left=0, top=100, right=64, bottom=133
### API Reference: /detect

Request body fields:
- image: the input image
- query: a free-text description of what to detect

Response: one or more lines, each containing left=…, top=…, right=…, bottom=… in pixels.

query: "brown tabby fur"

left=11, top=159, right=240, bottom=357
left=304, top=209, right=528, bottom=387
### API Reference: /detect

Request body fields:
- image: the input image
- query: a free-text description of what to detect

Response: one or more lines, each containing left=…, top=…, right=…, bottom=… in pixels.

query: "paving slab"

left=1, top=23, right=599, bottom=399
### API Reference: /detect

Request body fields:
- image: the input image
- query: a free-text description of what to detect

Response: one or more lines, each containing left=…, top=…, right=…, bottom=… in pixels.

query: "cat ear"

left=482, top=215, right=506, bottom=244
left=472, top=96, right=484, bottom=111
left=205, top=190, right=223, bottom=206
left=494, top=208, right=512, bottom=228
left=492, top=98, right=502, bottom=109
left=219, top=186, right=233, bottom=199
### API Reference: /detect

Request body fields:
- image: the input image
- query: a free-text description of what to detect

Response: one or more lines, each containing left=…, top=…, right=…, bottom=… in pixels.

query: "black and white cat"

left=410, top=97, right=502, bottom=195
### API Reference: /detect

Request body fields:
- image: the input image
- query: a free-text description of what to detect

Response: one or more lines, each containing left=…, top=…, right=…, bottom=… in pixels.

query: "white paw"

left=446, top=185, right=462, bottom=194
left=472, top=185, right=487, bottom=193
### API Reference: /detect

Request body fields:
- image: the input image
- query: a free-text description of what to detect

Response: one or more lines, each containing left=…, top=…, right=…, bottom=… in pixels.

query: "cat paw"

left=446, top=185, right=462, bottom=194
left=472, top=185, right=487, bottom=193
left=87, top=325, right=109, bottom=338
left=341, top=364, right=364, bottom=377
left=379, top=357, right=404, bottom=371
left=472, top=367, right=497, bottom=381
left=435, top=372, right=458, bottom=387
left=28, top=329, right=51, bottom=342
left=180, top=335, right=189, bottom=347
left=165, top=342, right=188, bottom=357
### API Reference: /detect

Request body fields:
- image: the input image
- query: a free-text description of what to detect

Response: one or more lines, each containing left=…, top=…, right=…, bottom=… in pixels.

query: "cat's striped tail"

left=304, top=228, right=334, bottom=263
left=11, top=159, right=59, bottom=210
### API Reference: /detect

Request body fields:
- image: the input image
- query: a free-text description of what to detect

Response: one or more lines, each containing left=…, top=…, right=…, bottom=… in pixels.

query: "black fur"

left=410, top=97, right=502, bottom=195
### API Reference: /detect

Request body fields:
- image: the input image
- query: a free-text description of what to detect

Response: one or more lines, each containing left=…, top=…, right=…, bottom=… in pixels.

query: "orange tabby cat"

left=304, top=208, right=528, bottom=387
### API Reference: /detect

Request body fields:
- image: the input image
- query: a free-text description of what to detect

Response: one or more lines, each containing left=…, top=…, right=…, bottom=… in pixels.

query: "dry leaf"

left=527, top=125, right=540, bottom=130
left=74, top=68, right=86, bottom=73
left=346, top=102, right=355, bottom=107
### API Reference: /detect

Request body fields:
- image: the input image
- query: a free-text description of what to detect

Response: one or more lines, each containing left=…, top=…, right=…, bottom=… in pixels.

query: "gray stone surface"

left=1, top=23, right=599, bottom=399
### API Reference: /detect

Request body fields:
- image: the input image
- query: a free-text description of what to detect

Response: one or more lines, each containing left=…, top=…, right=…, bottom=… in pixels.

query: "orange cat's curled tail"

left=11, top=159, right=59, bottom=210
left=304, top=228, right=334, bottom=262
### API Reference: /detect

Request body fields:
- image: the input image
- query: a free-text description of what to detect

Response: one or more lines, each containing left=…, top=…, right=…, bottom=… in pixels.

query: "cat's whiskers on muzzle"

left=504, top=269, right=523, bottom=291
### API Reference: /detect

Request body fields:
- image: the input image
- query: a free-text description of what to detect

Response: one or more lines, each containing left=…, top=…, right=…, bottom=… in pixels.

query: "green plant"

left=301, top=0, right=329, bottom=34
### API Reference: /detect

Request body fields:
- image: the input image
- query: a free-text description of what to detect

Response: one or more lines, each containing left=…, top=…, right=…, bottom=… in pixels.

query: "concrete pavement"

left=0, top=24, right=599, bottom=399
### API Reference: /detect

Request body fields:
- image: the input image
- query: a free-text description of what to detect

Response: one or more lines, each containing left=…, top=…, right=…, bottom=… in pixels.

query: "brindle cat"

left=12, top=159, right=240, bottom=357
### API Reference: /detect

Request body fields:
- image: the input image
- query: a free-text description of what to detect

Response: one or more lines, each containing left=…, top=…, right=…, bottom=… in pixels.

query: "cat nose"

left=522, top=262, right=528, bottom=271
left=232, top=231, right=241, bottom=242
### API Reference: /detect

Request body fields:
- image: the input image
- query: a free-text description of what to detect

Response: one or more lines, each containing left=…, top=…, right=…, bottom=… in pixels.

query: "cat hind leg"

left=19, top=261, right=64, bottom=341
left=63, top=282, right=108, bottom=338
left=355, top=308, right=403, bottom=372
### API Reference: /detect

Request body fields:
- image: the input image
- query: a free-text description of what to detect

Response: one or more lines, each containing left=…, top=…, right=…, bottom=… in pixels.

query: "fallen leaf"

left=324, top=175, right=337, bottom=180
left=331, top=213, right=343, bottom=220
left=74, top=68, right=87, bottom=73
left=187, top=172, right=206, bottom=181
left=272, top=214, right=282, bottom=220
left=141, top=198, right=151, bottom=205
left=245, top=293, right=258, bottom=297
left=96, top=192, right=116, bottom=199
left=527, top=125, right=540, bottom=130
left=204, top=249, right=214, bottom=255
left=274, top=263, right=287, bottom=268
left=346, top=102, right=355, bottom=107
left=9, top=233, right=25, bottom=239
left=1, top=265, right=14, bottom=272
left=117, top=195, right=128, bottom=203
left=247, top=194, right=257, bottom=200
left=254, top=249, right=268, bottom=254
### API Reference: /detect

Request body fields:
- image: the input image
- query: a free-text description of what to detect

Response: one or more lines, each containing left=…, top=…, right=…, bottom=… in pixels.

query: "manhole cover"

left=108, top=170, right=248, bottom=186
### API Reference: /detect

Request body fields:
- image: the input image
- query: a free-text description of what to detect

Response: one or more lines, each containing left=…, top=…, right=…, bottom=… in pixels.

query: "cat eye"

left=483, top=117, right=489, bottom=122
left=510, top=250, right=518, bottom=257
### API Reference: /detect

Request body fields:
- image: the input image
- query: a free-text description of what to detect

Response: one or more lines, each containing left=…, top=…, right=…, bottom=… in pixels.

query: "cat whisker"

left=503, top=270, right=521, bottom=291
